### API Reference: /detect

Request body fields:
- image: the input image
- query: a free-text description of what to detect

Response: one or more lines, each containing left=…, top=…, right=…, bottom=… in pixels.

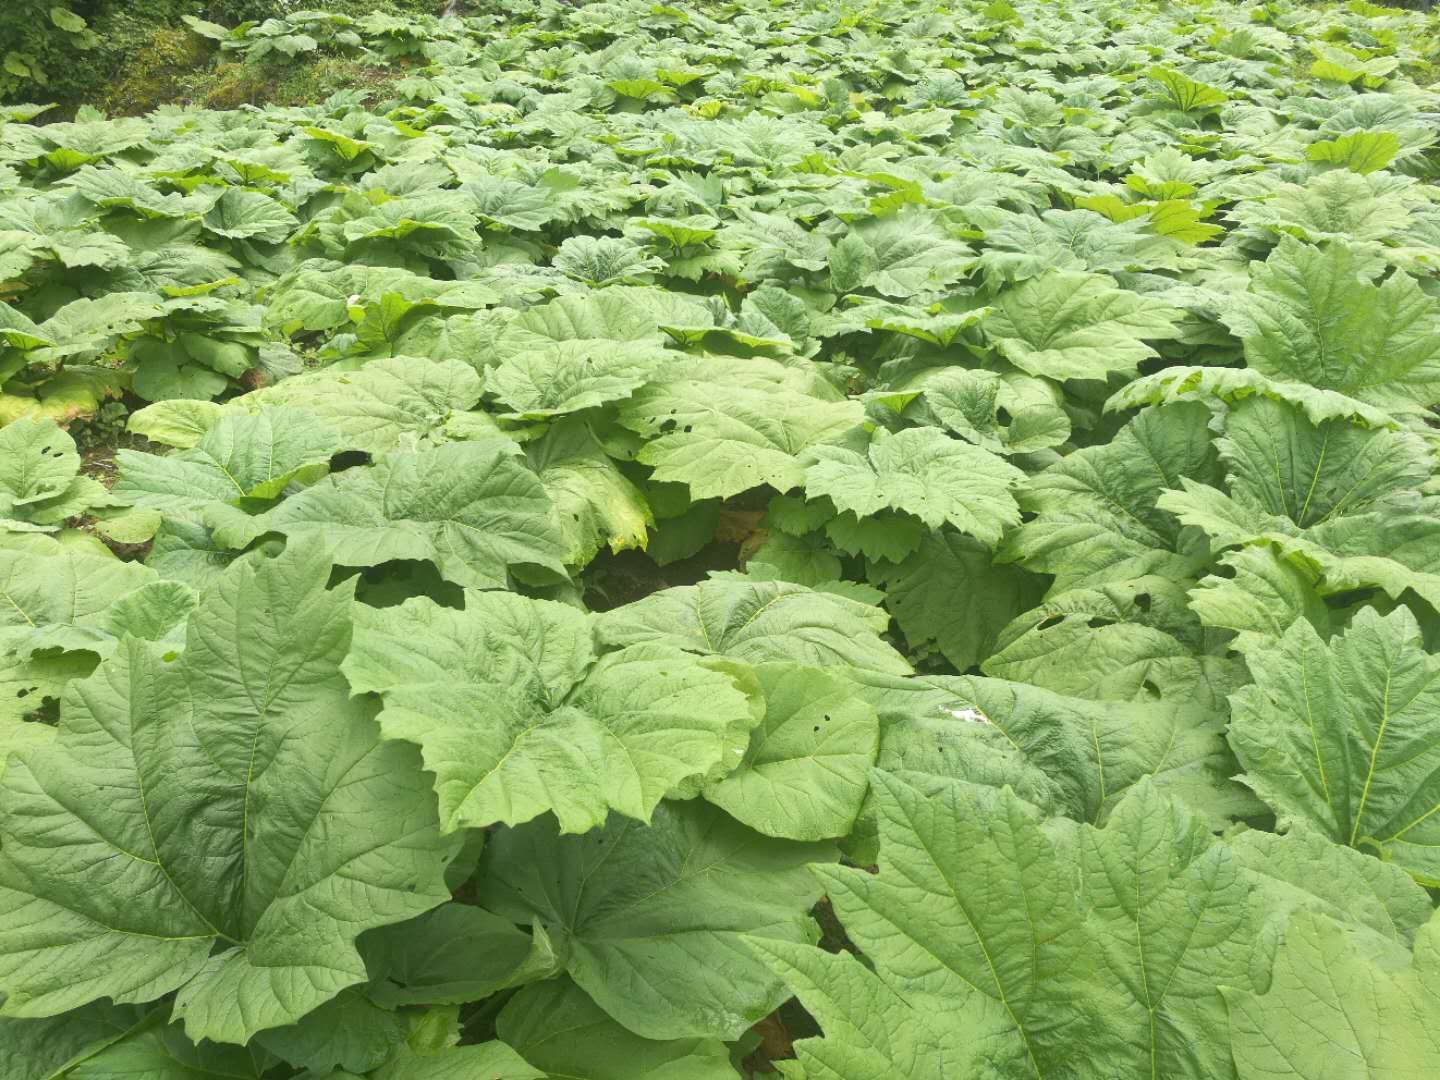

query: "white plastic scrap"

left=942, top=706, right=990, bottom=725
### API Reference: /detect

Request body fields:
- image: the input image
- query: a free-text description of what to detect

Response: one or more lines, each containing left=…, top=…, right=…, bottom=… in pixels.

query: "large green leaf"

left=498, top=980, right=739, bottom=1080
left=1305, top=129, right=1400, bottom=174
left=1228, top=827, right=1435, bottom=949
left=60, top=1020, right=276, bottom=1079
left=1107, top=365, right=1398, bottom=429
left=476, top=799, right=833, bottom=1041
left=526, top=419, right=653, bottom=566
left=982, top=575, right=1245, bottom=710
left=619, top=356, right=863, bottom=499
left=830, top=210, right=974, bottom=298
left=201, top=188, right=298, bottom=243
left=263, top=263, right=497, bottom=337
left=983, top=271, right=1183, bottom=381
left=126, top=399, right=229, bottom=450
left=868, top=531, right=1046, bottom=671
left=264, top=438, right=568, bottom=589
left=1187, top=546, right=1332, bottom=655
left=1186, top=480, right=1440, bottom=603
left=1215, top=396, right=1429, bottom=527
left=248, top=355, right=485, bottom=455
left=0, top=417, right=103, bottom=531
left=465, top=174, right=564, bottom=231
left=0, top=652, right=96, bottom=726
left=343, top=592, right=759, bottom=833
left=0, top=537, right=192, bottom=733
left=115, top=407, right=339, bottom=517
left=495, top=290, right=667, bottom=361
left=851, top=671, right=1249, bottom=832
left=802, top=426, right=1023, bottom=546
left=703, top=663, right=879, bottom=841
left=1158, top=397, right=1440, bottom=610
left=554, top=235, right=664, bottom=286
left=1223, top=237, right=1440, bottom=416
left=1075, top=782, right=1264, bottom=1079
left=491, top=341, right=676, bottom=420
left=971, top=207, right=1188, bottom=284
left=0, top=538, right=155, bottom=659
left=0, top=418, right=77, bottom=518
left=1239, top=170, right=1411, bottom=245
left=1222, top=910, right=1440, bottom=1080
left=0, top=545, right=460, bottom=1044
left=594, top=576, right=911, bottom=674
left=361, top=904, right=560, bottom=1009
left=1229, top=606, right=1440, bottom=884
left=1000, top=403, right=1220, bottom=588
left=0, top=1002, right=151, bottom=1080
left=753, top=776, right=1095, bottom=1077
left=759, top=778, right=1279, bottom=1079
left=252, top=988, right=407, bottom=1075
left=903, top=367, right=1071, bottom=455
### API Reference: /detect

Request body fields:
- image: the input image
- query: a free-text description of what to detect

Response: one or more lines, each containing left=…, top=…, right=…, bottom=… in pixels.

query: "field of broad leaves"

left=4, top=0, right=1440, bottom=1075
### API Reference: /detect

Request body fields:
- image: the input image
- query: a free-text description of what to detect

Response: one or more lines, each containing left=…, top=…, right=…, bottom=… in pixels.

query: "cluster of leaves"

left=4, top=0, right=1440, bottom=1075
left=0, top=3, right=101, bottom=101
left=183, top=6, right=465, bottom=64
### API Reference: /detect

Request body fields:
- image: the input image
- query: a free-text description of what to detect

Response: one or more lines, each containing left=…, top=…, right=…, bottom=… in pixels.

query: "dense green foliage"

left=0, top=1, right=442, bottom=109
left=3, top=0, right=1440, bottom=1075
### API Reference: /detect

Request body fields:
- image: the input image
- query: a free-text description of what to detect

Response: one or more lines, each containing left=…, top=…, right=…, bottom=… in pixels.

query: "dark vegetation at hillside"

left=1, top=1, right=447, bottom=113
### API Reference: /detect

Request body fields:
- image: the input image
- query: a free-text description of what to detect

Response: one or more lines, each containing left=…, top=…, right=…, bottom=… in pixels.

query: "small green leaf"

left=50, top=6, right=88, bottom=33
